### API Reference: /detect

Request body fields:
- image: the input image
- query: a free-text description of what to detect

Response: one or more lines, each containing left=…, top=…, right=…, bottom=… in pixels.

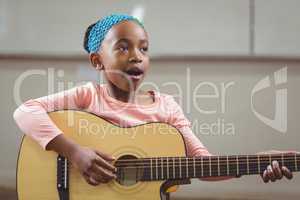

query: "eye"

left=118, top=45, right=128, bottom=52
left=140, top=46, right=148, bottom=52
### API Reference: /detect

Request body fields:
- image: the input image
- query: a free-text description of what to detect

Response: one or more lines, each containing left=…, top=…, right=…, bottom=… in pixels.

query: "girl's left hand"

left=257, top=150, right=298, bottom=183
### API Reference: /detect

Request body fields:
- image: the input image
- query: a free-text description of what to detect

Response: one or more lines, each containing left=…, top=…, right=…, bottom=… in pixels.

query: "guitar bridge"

left=57, top=155, right=69, bottom=200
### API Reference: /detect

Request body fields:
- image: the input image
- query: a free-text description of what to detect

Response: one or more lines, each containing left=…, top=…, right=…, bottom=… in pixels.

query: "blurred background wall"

left=0, top=0, right=300, bottom=199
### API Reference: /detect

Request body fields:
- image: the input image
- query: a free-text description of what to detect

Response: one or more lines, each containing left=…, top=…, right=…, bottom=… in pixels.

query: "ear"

left=89, top=53, right=104, bottom=70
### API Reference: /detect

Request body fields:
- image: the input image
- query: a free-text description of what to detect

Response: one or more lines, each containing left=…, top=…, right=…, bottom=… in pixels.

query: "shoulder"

left=154, top=91, right=191, bottom=127
left=72, top=81, right=100, bottom=108
left=74, top=81, right=104, bottom=95
left=156, top=91, right=180, bottom=109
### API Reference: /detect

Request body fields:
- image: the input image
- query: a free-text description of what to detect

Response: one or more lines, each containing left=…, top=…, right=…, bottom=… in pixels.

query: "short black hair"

left=83, top=23, right=96, bottom=53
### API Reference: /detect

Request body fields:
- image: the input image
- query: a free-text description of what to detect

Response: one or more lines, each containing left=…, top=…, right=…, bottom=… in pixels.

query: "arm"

left=13, top=85, right=92, bottom=149
left=13, top=83, right=116, bottom=185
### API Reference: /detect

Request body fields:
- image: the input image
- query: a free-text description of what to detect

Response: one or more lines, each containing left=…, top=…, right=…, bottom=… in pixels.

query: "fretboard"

left=115, top=153, right=300, bottom=181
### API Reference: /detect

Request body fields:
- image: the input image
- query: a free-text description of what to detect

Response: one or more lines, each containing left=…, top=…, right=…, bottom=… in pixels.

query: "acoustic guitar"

left=17, top=110, right=300, bottom=200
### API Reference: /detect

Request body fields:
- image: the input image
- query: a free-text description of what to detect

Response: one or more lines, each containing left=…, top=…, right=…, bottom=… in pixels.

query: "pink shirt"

left=13, top=82, right=211, bottom=157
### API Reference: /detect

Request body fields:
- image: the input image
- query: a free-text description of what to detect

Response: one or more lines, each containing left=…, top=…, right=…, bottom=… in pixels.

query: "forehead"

left=103, top=20, right=148, bottom=43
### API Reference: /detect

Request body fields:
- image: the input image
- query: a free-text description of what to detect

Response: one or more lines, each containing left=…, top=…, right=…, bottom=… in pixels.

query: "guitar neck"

left=129, top=153, right=300, bottom=181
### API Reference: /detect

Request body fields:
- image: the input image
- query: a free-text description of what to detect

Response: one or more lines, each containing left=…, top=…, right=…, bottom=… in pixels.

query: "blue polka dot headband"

left=87, top=14, right=144, bottom=53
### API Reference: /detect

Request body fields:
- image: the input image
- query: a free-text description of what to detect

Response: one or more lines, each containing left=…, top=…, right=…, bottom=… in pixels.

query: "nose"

left=128, top=48, right=142, bottom=63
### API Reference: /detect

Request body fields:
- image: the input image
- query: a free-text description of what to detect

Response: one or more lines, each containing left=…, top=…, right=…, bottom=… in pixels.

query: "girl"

left=14, top=14, right=294, bottom=186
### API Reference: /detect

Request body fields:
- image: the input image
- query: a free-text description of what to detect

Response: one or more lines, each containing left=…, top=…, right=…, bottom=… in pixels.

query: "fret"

left=136, top=164, right=139, bottom=181
left=179, top=157, right=182, bottom=179
left=217, top=156, right=220, bottom=176
left=139, top=164, right=144, bottom=181
left=167, top=157, right=169, bottom=179
left=180, top=158, right=187, bottom=178
left=283, top=154, right=296, bottom=171
left=155, top=157, right=158, bottom=180
left=246, top=155, right=258, bottom=175
left=210, top=156, right=219, bottom=177
left=297, top=155, right=300, bottom=171
left=150, top=158, right=153, bottom=180
left=257, top=155, right=261, bottom=174
left=246, top=155, right=249, bottom=175
left=186, top=157, right=189, bottom=178
left=175, top=157, right=180, bottom=179
left=193, top=157, right=196, bottom=177
left=209, top=156, right=212, bottom=177
left=201, top=157, right=204, bottom=177
left=218, top=156, right=228, bottom=177
left=228, top=155, right=237, bottom=176
left=295, top=154, right=298, bottom=171
left=161, top=157, right=164, bottom=179
left=140, top=158, right=153, bottom=181
left=259, top=155, right=270, bottom=174
left=226, top=155, right=229, bottom=176
left=172, top=157, right=175, bottom=179
left=202, top=157, right=210, bottom=177
left=236, top=155, right=239, bottom=175
left=238, top=156, right=247, bottom=176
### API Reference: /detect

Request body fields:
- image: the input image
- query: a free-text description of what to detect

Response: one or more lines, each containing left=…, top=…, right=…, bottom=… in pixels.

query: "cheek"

left=104, top=70, right=132, bottom=91
left=143, top=58, right=150, bottom=72
left=102, top=50, right=126, bottom=69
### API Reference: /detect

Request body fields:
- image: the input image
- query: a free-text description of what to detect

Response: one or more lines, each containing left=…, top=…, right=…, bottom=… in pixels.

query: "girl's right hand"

left=69, top=146, right=117, bottom=186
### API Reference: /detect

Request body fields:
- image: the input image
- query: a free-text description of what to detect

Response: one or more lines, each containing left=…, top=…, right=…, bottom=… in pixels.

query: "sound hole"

left=116, top=155, right=143, bottom=186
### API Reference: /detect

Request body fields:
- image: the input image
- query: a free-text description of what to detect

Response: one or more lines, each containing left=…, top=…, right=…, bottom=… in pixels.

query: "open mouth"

left=125, top=67, right=144, bottom=80
left=125, top=67, right=144, bottom=76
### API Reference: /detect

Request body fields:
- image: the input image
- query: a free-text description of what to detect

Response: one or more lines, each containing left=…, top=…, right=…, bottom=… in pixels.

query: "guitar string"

left=117, top=166, right=299, bottom=179
left=138, top=169, right=278, bottom=176
left=117, top=168, right=296, bottom=181
left=113, top=154, right=299, bottom=163
left=114, top=159, right=299, bottom=169
left=114, top=157, right=300, bottom=167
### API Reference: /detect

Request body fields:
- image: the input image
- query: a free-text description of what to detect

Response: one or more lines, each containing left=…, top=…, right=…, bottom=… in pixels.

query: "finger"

left=95, top=156, right=116, bottom=173
left=282, top=166, right=293, bottom=180
left=89, top=169, right=105, bottom=183
left=91, top=163, right=116, bottom=180
left=90, top=171, right=110, bottom=183
left=90, top=164, right=116, bottom=182
left=99, top=168, right=117, bottom=180
left=262, top=170, right=269, bottom=183
left=91, top=163, right=105, bottom=175
left=84, top=164, right=106, bottom=183
left=89, top=176, right=101, bottom=185
left=95, top=150, right=115, bottom=161
left=83, top=172, right=100, bottom=186
left=84, top=168, right=102, bottom=184
left=272, top=161, right=283, bottom=179
left=267, top=165, right=276, bottom=182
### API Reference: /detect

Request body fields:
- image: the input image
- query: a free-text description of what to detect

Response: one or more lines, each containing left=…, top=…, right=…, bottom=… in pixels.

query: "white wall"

left=255, top=0, right=300, bottom=57
left=1, top=0, right=249, bottom=56
left=2, top=0, right=300, bottom=57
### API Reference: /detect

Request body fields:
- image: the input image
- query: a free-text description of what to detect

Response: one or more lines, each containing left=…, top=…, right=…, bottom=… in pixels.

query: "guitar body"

left=17, top=110, right=187, bottom=200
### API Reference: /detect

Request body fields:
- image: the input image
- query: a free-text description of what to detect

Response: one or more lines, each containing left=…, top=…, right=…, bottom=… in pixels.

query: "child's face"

left=91, top=20, right=149, bottom=92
